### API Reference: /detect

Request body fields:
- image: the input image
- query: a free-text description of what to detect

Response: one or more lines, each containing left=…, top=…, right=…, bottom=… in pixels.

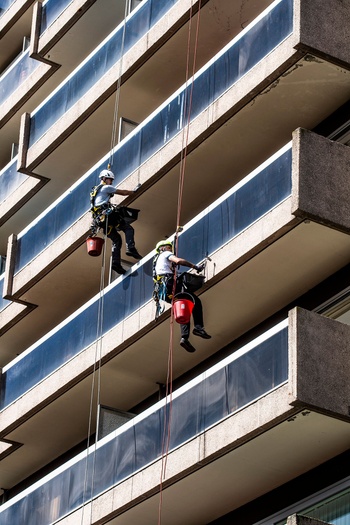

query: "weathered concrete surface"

left=289, top=307, right=350, bottom=417
left=292, top=128, right=350, bottom=232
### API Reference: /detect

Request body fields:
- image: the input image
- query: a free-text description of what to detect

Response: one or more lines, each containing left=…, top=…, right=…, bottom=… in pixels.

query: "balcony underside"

left=66, top=410, right=350, bottom=525
left=0, top=2, right=32, bottom=66
left=0, top=299, right=35, bottom=336
left=1, top=218, right=349, bottom=489
left=0, top=174, right=46, bottom=228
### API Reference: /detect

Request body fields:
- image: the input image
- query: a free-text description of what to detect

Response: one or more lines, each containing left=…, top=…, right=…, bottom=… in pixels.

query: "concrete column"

left=296, top=0, right=350, bottom=68
left=289, top=307, right=350, bottom=417
left=292, top=127, right=350, bottom=232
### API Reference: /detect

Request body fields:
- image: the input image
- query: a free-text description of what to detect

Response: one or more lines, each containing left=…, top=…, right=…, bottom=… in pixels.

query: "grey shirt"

left=94, top=184, right=117, bottom=207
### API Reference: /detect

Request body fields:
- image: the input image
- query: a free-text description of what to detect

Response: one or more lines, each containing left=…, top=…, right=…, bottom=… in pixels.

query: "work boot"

left=180, top=338, right=196, bottom=353
left=193, top=327, right=211, bottom=339
left=112, top=263, right=127, bottom=275
left=126, top=248, right=143, bottom=260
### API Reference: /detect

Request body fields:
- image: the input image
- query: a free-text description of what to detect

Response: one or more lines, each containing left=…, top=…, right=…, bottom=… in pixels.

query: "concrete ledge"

left=0, top=300, right=35, bottom=337
left=21, top=0, right=209, bottom=171
left=292, top=128, right=350, bottom=232
left=0, top=175, right=47, bottom=227
left=8, top=125, right=350, bottom=305
left=2, top=199, right=350, bottom=437
left=289, top=307, right=350, bottom=417
left=0, top=0, right=33, bottom=38
left=49, top=383, right=349, bottom=525
left=0, top=60, right=59, bottom=127
left=19, top=0, right=350, bottom=174
left=8, top=213, right=91, bottom=299
left=82, top=385, right=294, bottom=525
left=296, top=0, right=350, bottom=68
left=31, top=0, right=98, bottom=58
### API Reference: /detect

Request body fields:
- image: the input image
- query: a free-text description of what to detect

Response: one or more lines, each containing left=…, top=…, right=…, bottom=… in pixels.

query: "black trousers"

left=165, top=275, right=204, bottom=339
left=102, top=211, right=136, bottom=265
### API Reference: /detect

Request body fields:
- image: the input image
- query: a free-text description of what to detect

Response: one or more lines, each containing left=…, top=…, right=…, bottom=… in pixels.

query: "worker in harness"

left=154, top=240, right=211, bottom=353
left=90, top=169, right=142, bottom=275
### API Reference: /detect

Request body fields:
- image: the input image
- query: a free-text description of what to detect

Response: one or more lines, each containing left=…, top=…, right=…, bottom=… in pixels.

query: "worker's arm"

left=169, top=254, right=203, bottom=272
left=169, top=254, right=194, bottom=268
left=114, top=189, right=136, bottom=196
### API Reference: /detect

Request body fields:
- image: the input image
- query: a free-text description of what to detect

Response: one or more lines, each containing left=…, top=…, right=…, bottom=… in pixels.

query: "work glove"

left=194, top=263, right=205, bottom=273
left=133, top=183, right=141, bottom=192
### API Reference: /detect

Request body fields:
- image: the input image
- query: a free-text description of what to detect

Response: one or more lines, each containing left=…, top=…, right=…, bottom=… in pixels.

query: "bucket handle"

left=173, top=292, right=195, bottom=304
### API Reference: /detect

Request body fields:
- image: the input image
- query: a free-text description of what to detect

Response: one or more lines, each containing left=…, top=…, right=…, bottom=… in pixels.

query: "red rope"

left=157, top=2, right=202, bottom=524
left=175, top=0, right=202, bottom=254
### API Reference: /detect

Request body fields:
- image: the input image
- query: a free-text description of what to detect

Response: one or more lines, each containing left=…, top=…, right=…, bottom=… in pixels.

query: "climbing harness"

left=89, top=183, right=112, bottom=236
left=152, top=248, right=174, bottom=319
left=89, top=182, right=140, bottom=238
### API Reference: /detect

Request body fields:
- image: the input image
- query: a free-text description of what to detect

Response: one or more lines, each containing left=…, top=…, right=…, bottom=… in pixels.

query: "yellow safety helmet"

left=155, top=240, right=173, bottom=253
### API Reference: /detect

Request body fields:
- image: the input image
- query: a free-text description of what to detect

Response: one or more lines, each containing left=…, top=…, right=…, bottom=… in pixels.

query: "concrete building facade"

left=0, top=0, right=349, bottom=524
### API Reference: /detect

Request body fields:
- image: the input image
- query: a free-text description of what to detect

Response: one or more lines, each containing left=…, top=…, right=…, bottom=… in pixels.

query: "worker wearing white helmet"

left=90, top=169, right=142, bottom=275
left=94, top=169, right=131, bottom=208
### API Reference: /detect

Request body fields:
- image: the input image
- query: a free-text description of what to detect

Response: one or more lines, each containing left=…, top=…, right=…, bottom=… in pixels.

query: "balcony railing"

left=0, top=275, right=11, bottom=312
left=28, top=0, right=292, bottom=147
left=29, top=0, right=180, bottom=146
left=0, top=0, right=15, bottom=17
left=0, top=319, right=288, bottom=525
left=0, top=49, right=40, bottom=105
left=39, top=0, right=74, bottom=33
left=0, top=157, right=28, bottom=206
left=39, top=0, right=141, bottom=35
left=1, top=143, right=292, bottom=409
left=15, top=0, right=293, bottom=274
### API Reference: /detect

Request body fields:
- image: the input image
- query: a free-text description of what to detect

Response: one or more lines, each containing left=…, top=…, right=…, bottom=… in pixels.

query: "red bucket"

left=173, top=293, right=195, bottom=324
left=86, top=237, right=104, bottom=256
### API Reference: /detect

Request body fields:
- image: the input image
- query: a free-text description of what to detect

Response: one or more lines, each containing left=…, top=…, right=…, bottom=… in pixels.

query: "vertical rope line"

left=109, top=0, right=129, bottom=168
left=88, top=226, right=108, bottom=525
left=83, top=0, right=128, bottom=515
left=157, top=2, right=202, bottom=524
left=157, top=312, right=174, bottom=525
left=176, top=0, right=202, bottom=250
left=80, top=219, right=109, bottom=525
left=175, top=2, right=193, bottom=256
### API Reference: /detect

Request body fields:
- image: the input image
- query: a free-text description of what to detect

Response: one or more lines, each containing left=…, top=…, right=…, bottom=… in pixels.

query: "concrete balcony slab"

left=0, top=308, right=349, bottom=523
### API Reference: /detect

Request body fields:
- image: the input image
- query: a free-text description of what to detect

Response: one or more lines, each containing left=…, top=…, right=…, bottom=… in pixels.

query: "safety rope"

left=157, top=312, right=175, bottom=524
left=81, top=3, right=130, bottom=522
left=81, top=0, right=201, bottom=521
left=108, top=0, right=129, bottom=168
left=81, top=16, right=128, bottom=523
left=81, top=0, right=133, bottom=517
left=157, top=2, right=202, bottom=523
left=175, top=0, right=202, bottom=255
left=81, top=217, right=109, bottom=525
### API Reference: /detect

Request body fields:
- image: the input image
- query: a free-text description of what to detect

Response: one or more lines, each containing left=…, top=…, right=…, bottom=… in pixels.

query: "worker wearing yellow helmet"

left=154, top=240, right=211, bottom=353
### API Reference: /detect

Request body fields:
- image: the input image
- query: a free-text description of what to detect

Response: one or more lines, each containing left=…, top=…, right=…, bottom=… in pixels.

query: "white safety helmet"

left=99, top=169, right=114, bottom=180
